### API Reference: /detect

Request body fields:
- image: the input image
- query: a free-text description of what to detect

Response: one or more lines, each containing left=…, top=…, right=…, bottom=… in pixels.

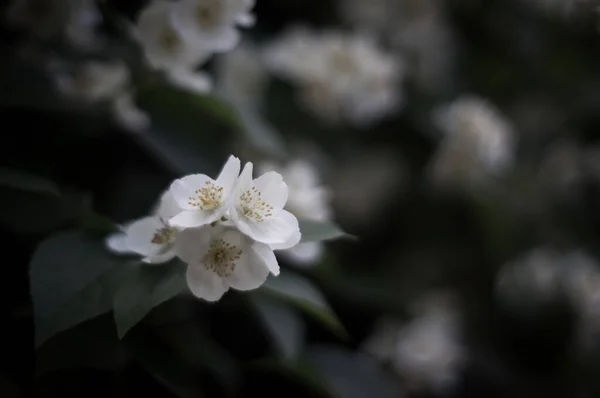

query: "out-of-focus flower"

left=364, top=292, right=464, bottom=393
left=135, top=0, right=211, bottom=71
left=429, top=96, right=515, bottom=191
left=111, top=91, right=151, bottom=133
left=338, top=0, right=456, bottom=95
left=264, top=28, right=404, bottom=127
left=495, top=247, right=565, bottom=308
left=173, top=0, right=256, bottom=53
left=175, top=224, right=278, bottom=302
left=6, top=0, right=102, bottom=49
left=169, top=155, right=241, bottom=228
left=106, top=191, right=181, bottom=264
left=216, top=42, right=267, bottom=109
left=166, top=69, right=213, bottom=94
left=230, top=162, right=301, bottom=250
left=258, top=160, right=332, bottom=265
left=55, top=60, right=130, bottom=103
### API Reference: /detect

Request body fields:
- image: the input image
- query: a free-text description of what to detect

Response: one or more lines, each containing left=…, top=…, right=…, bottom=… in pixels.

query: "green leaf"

left=262, top=272, right=347, bottom=339
left=237, top=107, right=287, bottom=158
left=0, top=168, right=59, bottom=196
left=250, top=358, right=332, bottom=398
left=299, top=219, right=356, bottom=243
left=78, top=210, right=120, bottom=237
left=0, top=190, right=89, bottom=235
left=306, top=346, right=404, bottom=398
left=249, top=293, right=304, bottom=359
left=124, top=328, right=208, bottom=398
left=113, top=260, right=188, bottom=338
left=30, top=230, right=128, bottom=347
left=194, top=94, right=244, bottom=131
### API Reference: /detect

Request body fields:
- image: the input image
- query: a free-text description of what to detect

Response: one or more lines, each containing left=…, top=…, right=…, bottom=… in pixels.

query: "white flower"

left=135, top=0, right=211, bottom=71
left=229, top=162, right=301, bottom=249
left=175, top=224, right=278, bottom=302
left=429, top=96, right=515, bottom=189
left=166, top=69, right=213, bottom=94
left=106, top=191, right=181, bottom=264
left=173, top=0, right=256, bottom=53
left=169, top=155, right=241, bottom=228
left=216, top=42, right=267, bottom=109
left=264, top=28, right=404, bottom=127
left=111, top=91, right=151, bottom=132
left=55, top=61, right=130, bottom=103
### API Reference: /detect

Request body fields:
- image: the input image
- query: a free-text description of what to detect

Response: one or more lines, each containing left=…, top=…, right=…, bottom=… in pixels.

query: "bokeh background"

left=3, top=0, right=600, bottom=397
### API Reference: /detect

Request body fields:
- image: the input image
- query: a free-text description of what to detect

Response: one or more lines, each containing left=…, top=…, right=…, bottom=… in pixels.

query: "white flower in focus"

left=112, top=91, right=151, bottom=132
left=173, top=0, right=256, bottom=53
left=175, top=224, right=278, bottom=302
left=169, top=155, right=241, bottom=228
left=217, top=42, right=267, bottom=109
left=55, top=61, right=130, bottom=102
left=230, top=162, right=301, bottom=249
left=135, top=0, right=211, bottom=71
left=106, top=191, right=181, bottom=264
left=166, top=69, right=213, bottom=94
left=429, top=96, right=515, bottom=190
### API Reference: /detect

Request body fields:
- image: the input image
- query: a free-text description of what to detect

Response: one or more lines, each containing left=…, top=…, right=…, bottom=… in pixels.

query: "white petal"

left=169, top=174, right=213, bottom=210
left=236, top=12, right=255, bottom=27
left=234, top=209, right=300, bottom=245
left=155, top=189, right=181, bottom=221
left=143, top=249, right=177, bottom=265
left=270, top=228, right=301, bottom=251
left=166, top=69, right=213, bottom=94
left=105, top=232, right=131, bottom=254
left=233, top=162, right=254, bottom=199
left=281, top=242, right=323, bottom=266
left=253, top=171, right=288, bottom=214
left=186, top=264, right=229, bottom=301
left=216, top=155, right=241, bottom=197
left=169, top=210, right=221, bottom=228
left=124, top=216, right=166, bottom=257
left=174, top=226, right=214, bottom=263
left=210, top=28, right=241, bottom=53
left=252, top=242, right=280, bottom=276
left=225, top=245, right=270, bottom=291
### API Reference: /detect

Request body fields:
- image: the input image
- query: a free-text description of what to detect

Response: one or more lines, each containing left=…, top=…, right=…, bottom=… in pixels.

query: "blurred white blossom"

left=173, top=0, right=256, bottom=53
left=429, top=96, right=515, bottom=190
left=216, top=42, right=267, bottom=109
left=264, top=27, right=405, bottom=127
left=364, top=292, right=464, bottom=393
left=7, top=0, right=102, bottom=49
left=107, top=191, right=181, bottom=264
left=135, top=0, right=212, bottom=71
left=258, top=160, right=333, bottom=266
left=55, top=60, right=130, bottom=102
left=166, top=69, right=213, bottom=94
left=112, top=91, right=151, bottom=133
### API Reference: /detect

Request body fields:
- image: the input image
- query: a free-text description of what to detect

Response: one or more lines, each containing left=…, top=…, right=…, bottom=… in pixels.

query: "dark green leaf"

left=237, top=107, right=287, bottom=158
left=0, top=168, right=59, bottom=196
left=263, top=272, right=347, bottom=339
left=194, top=94, right=244, bottom=131
left=249, top=293, right=304, bottom=359
left=0, top=190, right=89, bottom=235
left=78, top=210, right=120, bottom=237
left=30, top=230, right=128, bottom=347
left=306, top=346, right=404, bottom=398
left=250, top=358, right=332, bottom=398
left=299, top=219, right=356, bottom=243
left=113, top=260, right=187, bottom=338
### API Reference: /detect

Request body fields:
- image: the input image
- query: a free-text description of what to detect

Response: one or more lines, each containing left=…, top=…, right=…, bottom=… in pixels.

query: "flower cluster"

left=107, top=156, right=301, bottom=302
left=264, top=27, right=404, bottom=127
left=135, top=0, right=256, bottom=94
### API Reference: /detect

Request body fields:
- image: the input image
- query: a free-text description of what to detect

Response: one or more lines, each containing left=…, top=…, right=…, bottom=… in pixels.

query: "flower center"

left=159, top=26, right=181, bottom=53
left=203, top=238, right=242, bottom=277
left=195, top=2, right=223, bottom=30
left=188, top=181, right=224, bottom=211
left=239, top=187, right=274, bottom=223
left=151, top=226, right=177, bottom=245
